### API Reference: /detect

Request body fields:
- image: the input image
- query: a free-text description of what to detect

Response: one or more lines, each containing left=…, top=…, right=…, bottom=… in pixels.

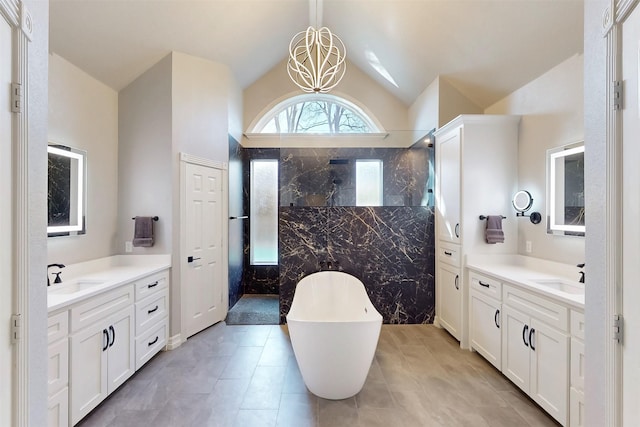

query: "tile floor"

left=77, top=323, right=560, bottom=427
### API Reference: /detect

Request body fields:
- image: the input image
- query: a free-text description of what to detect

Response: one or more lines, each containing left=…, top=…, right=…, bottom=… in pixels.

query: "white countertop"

left=466, top=254, right=585, bottom=309
left=48, top=254, right=171, bottom=312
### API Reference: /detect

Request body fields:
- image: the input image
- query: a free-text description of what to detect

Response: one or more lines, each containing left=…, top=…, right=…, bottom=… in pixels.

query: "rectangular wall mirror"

left=547, top=141, right=585, bottom=236
left=48, top=143, right=86, bottom=236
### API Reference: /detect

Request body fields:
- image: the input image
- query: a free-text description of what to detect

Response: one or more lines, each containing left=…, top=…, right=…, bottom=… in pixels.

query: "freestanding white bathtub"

left=286, top=271, right=382, bottom=400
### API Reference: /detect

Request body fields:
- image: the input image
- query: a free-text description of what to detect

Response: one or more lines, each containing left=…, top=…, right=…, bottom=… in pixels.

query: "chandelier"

left=287, top=1, right=346, bottom=93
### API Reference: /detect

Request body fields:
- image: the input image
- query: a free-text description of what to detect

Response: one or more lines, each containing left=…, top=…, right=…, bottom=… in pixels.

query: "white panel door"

left=529, top=318, right=569, bottom=425
left=501, top=305, right=530, bottom=393
left=622, top=5, right=640, bottom=425
left=437, top=263, right=461, bottom=340
left=470, top=291, right=501, bottom=369
left=184, top=163, right=224, bottom=338
left=0, top=13, right=13, bottom=427
left=436, top=128, right=461, bottom=243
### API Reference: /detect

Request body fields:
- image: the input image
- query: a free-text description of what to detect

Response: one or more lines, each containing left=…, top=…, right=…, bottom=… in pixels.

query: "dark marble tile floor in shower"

left=76, top=323, right=560, bottom=427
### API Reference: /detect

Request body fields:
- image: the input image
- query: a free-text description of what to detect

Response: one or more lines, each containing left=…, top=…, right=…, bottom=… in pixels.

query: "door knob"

left=187, top=256, right=201, bottom=263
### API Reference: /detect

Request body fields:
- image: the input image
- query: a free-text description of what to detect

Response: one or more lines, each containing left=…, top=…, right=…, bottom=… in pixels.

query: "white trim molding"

left=601, top=0, right=638, bottom=425
left=179, top=152, right=228, bottom=170
left=0, top=0, right=32, bottom=426
left=165, top=333, right=183, bottom=350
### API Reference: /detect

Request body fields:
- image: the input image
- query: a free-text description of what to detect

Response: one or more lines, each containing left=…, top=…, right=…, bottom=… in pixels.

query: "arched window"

left=253, top=94, right=381, bottom=134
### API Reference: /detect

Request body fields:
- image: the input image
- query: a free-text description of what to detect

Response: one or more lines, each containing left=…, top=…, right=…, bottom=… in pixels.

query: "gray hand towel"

left=132, top=216, right=155, bottom=247
left=485, top=215, right=504, bottom=244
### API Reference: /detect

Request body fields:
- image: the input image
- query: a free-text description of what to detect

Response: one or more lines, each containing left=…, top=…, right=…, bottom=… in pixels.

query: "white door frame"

left=0, top=0, right=32, bottom=426
left=601, top=0, right=638, bottom=425
left=178, top=153, right=229, bottom=343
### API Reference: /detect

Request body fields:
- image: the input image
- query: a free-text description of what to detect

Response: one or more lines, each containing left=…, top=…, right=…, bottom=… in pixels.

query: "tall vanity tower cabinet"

left=434, top=115, right=520, bottom=348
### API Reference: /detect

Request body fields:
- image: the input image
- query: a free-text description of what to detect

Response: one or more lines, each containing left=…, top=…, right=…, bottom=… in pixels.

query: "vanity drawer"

left=135, top=271, right=169, bottom=301
left=48, top=311, right=69, bottom=344
left=135, top=319, right=167, bottom=371
left=135, top=289, right=168, bottom=335
left=70, top=284, right=134, bottom=333
left=571, top=310, right=585, bottom=340
left=502, top=283, right=569, bottom=332
left=469, top=271, right=502, bottom=300
left=438, top=242, right=461, bottom=267
left=48, top=338, right=68, bottom=396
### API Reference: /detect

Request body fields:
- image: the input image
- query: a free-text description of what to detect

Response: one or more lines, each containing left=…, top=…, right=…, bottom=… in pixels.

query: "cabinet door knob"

left=494, top=309, right=500, bottom=328
left=522, top=324, right=529, bottom=347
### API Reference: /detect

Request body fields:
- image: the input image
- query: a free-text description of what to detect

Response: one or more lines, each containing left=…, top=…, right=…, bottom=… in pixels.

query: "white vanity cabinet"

left=501, top=284, right=569, bottom=426
left=47, top=311, right=69, bottom=427
left=434, top=115, right=519, bottom=347
left=134, top=270, right=169, bottom=370
left=469, top=271, right=502, bottom=369
left=569, top=309, right=585, bottom=427
left=69, top=285, right=135, bottom=425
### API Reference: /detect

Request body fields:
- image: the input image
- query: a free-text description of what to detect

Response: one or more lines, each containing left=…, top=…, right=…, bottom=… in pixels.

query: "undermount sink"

left=49, top=279, right=105, bottom=295
left=530, top=279, right=584, bottom=295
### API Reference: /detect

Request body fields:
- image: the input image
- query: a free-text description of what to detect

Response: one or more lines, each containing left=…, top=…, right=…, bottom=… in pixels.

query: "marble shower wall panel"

left=279, top=206, right=435, bottom=324
left=228, top=135, right=244, bottom=308
left=280, top=148, right=430, bottom=207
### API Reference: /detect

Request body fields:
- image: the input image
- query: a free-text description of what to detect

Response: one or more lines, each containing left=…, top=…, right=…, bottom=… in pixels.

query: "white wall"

left=584, top=0, right=607, bottom=424
left=27, top=0, right=50, bottom=424
left=48, top=54, right=119, bottom=265
left=408, top=76, right=482, bottom=142
left=485, top=54, right=585, bottom=266
left=243, top=58, right=410, bottom=145
left=118, top=54, right=173, bottom=255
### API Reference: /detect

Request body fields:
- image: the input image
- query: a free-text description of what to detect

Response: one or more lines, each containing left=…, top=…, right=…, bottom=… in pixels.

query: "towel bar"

left=132, top=216, right=159, bottom=221
left=479, top=215, right=506, bottom=220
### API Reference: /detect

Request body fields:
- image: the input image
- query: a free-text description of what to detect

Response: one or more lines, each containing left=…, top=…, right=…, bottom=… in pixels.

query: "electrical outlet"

left=125, top=241, right=133, bottom=253
left=525, top=241, right=532, bottom=253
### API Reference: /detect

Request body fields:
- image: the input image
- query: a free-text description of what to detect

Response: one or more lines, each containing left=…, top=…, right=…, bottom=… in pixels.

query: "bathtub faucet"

left=320, top=260, right=340, bottom=271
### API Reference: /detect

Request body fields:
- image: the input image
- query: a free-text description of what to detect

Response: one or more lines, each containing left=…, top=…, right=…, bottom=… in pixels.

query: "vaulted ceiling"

left=49, top=0, right=584, bottom=108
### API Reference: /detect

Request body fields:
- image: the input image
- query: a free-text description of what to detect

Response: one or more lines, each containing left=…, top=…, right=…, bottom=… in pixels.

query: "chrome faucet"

left=577, top=263, right=585, bottom=283
left=47, top=263, right=66, bottom=286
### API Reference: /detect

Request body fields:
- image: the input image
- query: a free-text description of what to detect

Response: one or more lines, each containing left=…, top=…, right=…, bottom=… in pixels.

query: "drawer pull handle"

left=454, top=275, right=459, bottom=290
left=109, top=325, right=115, bottom=348
left=479, top=280, right=490, bottom=288
left=148, top=305, right=159, bottom=314
left=494, top=309, right=500, bottom=328
left=444, top=251, right=452, bottom=256
left=522, top=325, right=529, bottom=347
left=148, top=336, right=159, bottom=346
left=529, top=328, right=536, bottom=351
left=148, top=281, right=159, bottom=289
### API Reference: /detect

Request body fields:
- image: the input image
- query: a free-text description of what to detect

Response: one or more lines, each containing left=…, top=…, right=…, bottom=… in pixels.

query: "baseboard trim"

left=166, top=333, right=183, bottom=350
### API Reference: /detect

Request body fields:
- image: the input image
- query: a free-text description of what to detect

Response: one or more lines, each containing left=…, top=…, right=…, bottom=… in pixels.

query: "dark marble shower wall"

left=228, top=135, right=244, bottom=308
left=279, top=206, right=435, bottom=324
left=280, top=147, right=430, bottom=207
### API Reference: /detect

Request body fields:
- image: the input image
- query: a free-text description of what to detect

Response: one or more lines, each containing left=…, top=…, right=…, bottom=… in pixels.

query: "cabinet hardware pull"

left=529, top=328, right=536, bottom=351
left=109, top=325, right=115, bottom=348
left=455, top=223, right=460, bottom=238
left=102, top=329, right=109, bottom=351
left=148, top=305, right=159, bottom=314
left=148, top=336, right=159, bottom=346
left=479, top=281, right=490, bottom=288
left=454, top=275, right=459, bottom=290
left=444, top=251, right=452, bottom=256
left=148, top=281, right=159, bottom=289
left=494, top=309, right=500, bottom=328
left=522, top=325, right=529, bottom=347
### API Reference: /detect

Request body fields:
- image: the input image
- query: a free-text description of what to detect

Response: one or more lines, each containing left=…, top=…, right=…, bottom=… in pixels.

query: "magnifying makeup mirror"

left=512, top=190, right=541, bottom=224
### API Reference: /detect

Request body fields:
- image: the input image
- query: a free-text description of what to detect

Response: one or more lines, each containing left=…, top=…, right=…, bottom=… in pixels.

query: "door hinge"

left=613, top=314, right=623, bottom=344
left=11, top=83, right=22, bottom=113
left=613, top=80, right=623, bottom=110
left=11, top=314, right=21, bottom=344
